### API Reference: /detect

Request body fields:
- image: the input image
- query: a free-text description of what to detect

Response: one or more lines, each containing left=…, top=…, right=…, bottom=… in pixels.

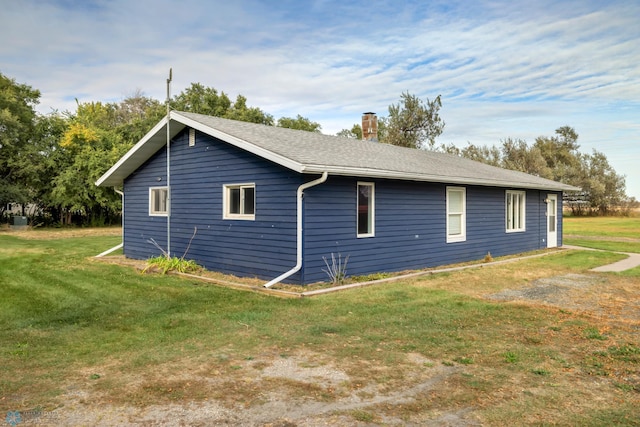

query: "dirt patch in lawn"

left=54, top=351, right=472, bottom=426
left=487, top=273, right=640, bottom=327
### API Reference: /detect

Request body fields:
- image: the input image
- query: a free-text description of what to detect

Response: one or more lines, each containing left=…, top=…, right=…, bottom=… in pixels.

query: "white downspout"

left=263, top=171, right=328, bottom=288
left=95, top=188, right=125, bottom=257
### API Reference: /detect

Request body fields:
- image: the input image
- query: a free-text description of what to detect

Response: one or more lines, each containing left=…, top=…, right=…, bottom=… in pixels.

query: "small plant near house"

left=322, top=252, right=350, bottom=285
left=484, top=251, right=493, bottom=263
left=144, top=256, right=201, bottom=274
left=504, top=351, right=520, bottom=364
left=143, top=228, right=201, bottom=274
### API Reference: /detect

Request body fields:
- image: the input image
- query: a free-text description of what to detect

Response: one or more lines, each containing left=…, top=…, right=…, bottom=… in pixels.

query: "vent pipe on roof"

left=362, top=112, right=378, bottom=142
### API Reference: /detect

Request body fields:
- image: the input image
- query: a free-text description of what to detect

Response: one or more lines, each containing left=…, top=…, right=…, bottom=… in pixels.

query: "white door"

left=547, top=194, right=558, bottom=248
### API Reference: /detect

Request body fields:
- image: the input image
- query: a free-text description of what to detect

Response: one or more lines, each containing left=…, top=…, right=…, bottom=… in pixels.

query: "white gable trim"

left=96, top=112, right=306, bottom=187
left=172, top=112, right=304, bottom=173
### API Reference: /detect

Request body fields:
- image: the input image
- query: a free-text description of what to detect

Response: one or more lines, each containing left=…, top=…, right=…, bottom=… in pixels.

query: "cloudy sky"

left=2, top=0, right=639, bottom=197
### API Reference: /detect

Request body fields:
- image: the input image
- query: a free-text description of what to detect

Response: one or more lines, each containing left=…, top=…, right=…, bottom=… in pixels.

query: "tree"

left=277, top=114, right=321, bottom=132
left=116, top=90, right=165, bottom=142
left=500, top=138, right=552, bottom=178
left=171, top=83, right=232, bottom=116
left=573, top=150, right=626, bottom=215
left=459, top=143, right=502, bottom=167
left=458, top=126, right=629, bottom=215
left=52, top=102, right=126, bottom=224
left=0, top=73, right=40, bottom=217
left=336, top=124, right=362, bottom=139
left=28, top=112, right=68, bottom=222
left=225, top=95, right=274, bottom=125
left=533, top=126, right=581, bottom=183
left=171, top=84, right=274, bottom=125
left=384, top=92, right=444, bottom=149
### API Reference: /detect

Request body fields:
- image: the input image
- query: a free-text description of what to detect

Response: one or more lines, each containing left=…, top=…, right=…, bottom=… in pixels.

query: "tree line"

left=0, top=72, right=632, bottom=226
left=340, top=92, right=633, bottom=215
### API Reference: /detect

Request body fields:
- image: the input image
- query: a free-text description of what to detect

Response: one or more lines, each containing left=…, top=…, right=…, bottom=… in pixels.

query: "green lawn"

left=564, top=216, right=640, bottom=254
left=564, top=216, right=640, bottom=239
left=1, top=229, right=638, bottom=425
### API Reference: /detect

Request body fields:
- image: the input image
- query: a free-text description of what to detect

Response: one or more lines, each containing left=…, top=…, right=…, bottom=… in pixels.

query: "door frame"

left=546, top=193, right=558, bottom=248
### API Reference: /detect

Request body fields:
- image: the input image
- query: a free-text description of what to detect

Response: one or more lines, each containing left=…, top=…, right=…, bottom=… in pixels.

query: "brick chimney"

left=362, top=112, right=378, bottom=141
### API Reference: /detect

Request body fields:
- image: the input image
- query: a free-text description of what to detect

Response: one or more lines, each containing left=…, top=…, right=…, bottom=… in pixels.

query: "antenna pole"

left=166, top=68, right=172, bottom=256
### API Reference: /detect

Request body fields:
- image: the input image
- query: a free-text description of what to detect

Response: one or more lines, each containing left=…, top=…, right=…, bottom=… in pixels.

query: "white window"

left=446, top=187, right=466, bottom=243
left=506, top=190, right=526, bottom=232
left=224, top=183, right=255, bottom=220
left=149, top=187, right=168, bottom=216
left=357, top=182, right=375, bottom=237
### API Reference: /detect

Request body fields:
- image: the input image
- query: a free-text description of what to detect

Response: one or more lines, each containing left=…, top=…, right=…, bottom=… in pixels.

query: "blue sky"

left=2, top=0, right=639, bottom=198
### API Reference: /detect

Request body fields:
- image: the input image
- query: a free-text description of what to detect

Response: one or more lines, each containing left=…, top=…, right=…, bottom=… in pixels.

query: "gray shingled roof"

left=96, top=110, right=579, bottom=192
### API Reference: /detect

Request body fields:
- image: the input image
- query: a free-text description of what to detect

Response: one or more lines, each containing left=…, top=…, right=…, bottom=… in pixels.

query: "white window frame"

left=357, top=182, right=375, bottom=238
left=446, top=186, right=466, bottom=243
left=506, top=190, right=526, bottom=232
left=223, top=183, right=256, bottom=220
left=149, top=186, right=168, bottom=216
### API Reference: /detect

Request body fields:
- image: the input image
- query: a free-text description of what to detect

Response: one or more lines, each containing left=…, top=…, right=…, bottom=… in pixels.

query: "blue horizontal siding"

left=301, top=177, right=560, bottom=284
left=124, top=129, right=302, bottom=282
left=123, top=126, right=565, bottom=285
left=123, top=148, right=169, bottom=260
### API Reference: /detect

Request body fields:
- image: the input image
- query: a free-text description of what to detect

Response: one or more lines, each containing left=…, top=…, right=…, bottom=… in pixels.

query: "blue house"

left=96, top=111, right=578, bottom=286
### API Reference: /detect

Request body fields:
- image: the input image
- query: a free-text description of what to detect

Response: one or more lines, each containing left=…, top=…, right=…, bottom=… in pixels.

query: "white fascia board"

left=96, top=116, right=172, bottom=187
left=172, top=112, right=305, bottom=173
left=302, top=165, right=580, bottom=192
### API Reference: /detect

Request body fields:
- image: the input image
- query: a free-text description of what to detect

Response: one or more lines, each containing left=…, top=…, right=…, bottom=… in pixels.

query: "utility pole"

left=166, top=68, right=172, bottom=256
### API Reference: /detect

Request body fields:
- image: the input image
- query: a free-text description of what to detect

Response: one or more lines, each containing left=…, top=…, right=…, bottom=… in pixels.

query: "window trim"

left=149, top=186, right=168, bottom=216
left=223, top=183, right=256, bottom=220
left=446, top=186, right=466, bottom=243
left=505, top=190, right=526, bottom=233
left=357, top=181, right=375, bottom=238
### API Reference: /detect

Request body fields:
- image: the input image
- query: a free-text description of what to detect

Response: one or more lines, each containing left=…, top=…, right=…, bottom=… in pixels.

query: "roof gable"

left=96, top=110, right=579, bottom=192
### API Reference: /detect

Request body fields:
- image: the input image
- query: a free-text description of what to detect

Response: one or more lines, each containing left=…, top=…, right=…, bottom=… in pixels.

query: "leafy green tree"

left=277, top=114, right=321, bottom=132
left=574, top=150, right=626, bottom=215
left=51, top=99, right=150, bottom=225
left=0, top=73, right=40, bottom=216
left=458, top=126, right=629, bottom=215
left=459, top=143, right=502, bottom=167
left=224, top=94, right=274, bottom=125
left=336, top=124, right=362, bottom=139
left=116, top=90, right=165, bottom=142
left=533, top=126, right=582, bottom=183
left=384, top=92, right=444, bottom=149
left=500, top=138, right=552, bottom=179
left=29, top=112, right=69, bottom=222
left=171, top=84, right=273, bottom=125
left=171, top=83, right=232, bottom=116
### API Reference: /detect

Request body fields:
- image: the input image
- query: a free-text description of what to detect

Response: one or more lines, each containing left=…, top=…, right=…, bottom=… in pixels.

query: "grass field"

left=565, top=216, right=640, bottom=254
left=0, top=222, right=639, bottom=425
